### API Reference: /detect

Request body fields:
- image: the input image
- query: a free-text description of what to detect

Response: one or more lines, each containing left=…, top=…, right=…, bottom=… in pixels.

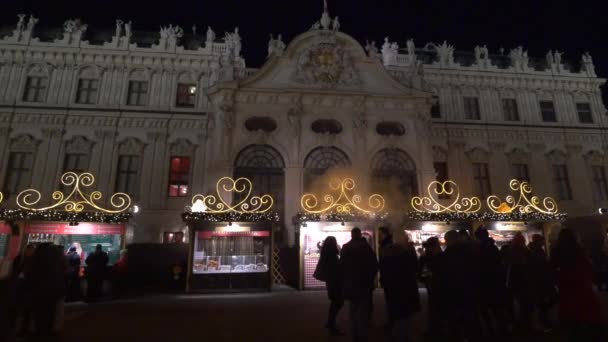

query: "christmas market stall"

left=484, top=179, right=566, bottom=248
left=0, top=192, right=16, bottom=259
left=10, top=172, right=133, bottom=265
left=295, top=178, right=386, bottom=290
left=183, top=177, right=278, bottom=292
left=405, top=180, right=482, bottom=254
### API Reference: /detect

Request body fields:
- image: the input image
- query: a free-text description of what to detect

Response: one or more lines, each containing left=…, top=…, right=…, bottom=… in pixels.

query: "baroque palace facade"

left=0, top=10, right=606, bottom=246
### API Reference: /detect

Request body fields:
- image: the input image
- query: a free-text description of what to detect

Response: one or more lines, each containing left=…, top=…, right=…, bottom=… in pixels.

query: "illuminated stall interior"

left=484, top=179, right=566, bottom=248
left=13, top=172, right=133, bottom=264
left=297, top=178, right=386, bottom=289
left=183, top=177, right=278, bottom=291
left=405, top=180, right=481, bottom=253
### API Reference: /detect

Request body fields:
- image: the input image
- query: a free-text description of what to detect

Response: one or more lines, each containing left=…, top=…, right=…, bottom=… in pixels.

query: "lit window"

left=23, top=76, right=48, bottom=102
left=4, top=152, right=33, bottom=194
left=169, top=157, right=190, bottom=197
left=127, top=81, right=148, bottom=106
left=464, top=97, right=481, bottom=120
left=176, top=84, right=197, bottom=108
left=76, top=79, right=99, bottom=104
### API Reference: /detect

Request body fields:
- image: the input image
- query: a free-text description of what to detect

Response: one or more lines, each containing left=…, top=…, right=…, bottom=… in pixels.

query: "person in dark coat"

left=418, top=237, right=443, bottom=340
left=316, top=236, right=344, bottom=335
left=65, top=246, right=82, bottom=302
left=505, top=232, right=533, bottom=332
left=340, top=227, right=378, bottom=342
left=85, top=244, right=109, bottom=301
left=11, top=244, right=36, bottom=336
left=551, top=228, right=604, bottom=341
left=30, top=243, right=67, bottom=338
left=474, top=227, right=509, bottom=338
left=379, top=229, right=421, bottom=341
left=527, top=234, right=556, bottom=332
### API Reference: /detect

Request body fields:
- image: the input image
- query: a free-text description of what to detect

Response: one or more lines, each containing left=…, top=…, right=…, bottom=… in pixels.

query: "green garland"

left=294, top=211, right=389, bottom=224
left=182, top=210, right=280, bottom=223
left=0, top=209, right=132, bottom=224
left=405, top=211, right=567, bottom=222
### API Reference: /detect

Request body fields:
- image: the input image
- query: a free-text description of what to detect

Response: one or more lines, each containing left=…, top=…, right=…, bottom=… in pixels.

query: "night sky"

left=2, top=0, right=607, bottom=93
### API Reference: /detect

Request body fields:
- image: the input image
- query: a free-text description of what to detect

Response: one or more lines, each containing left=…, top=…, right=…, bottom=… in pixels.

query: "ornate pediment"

left=65, top=135, right=94, bottom=154
left=294, top=33, right=360, bottom=89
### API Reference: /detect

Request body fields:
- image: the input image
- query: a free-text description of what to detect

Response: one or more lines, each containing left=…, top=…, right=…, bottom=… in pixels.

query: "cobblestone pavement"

left=58, top=289, right=608, bottom=342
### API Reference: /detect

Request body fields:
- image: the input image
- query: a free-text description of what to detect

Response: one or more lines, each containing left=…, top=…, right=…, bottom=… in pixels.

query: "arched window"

left=233, top=145, right=285, bottom=221
left=303, top=146, right=351, bottom=191
left=370, top=148, right=417, bottom=201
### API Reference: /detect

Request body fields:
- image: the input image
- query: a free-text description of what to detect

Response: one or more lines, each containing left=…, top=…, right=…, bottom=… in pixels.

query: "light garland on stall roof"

left=405, top=211, right=567, bottom=222
left=182, top=209, right=280, bottom=223
left=295, top=211, right=389, bottom=224
left=0, top=209, right=132, bottom=224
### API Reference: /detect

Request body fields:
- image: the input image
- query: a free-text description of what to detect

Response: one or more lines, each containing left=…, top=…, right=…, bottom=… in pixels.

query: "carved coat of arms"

left=295, top=40, right=359, bottom=88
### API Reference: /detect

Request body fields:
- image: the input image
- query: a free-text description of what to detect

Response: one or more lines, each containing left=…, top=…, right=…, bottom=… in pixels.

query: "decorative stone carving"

left=56, top=19, right=88, bottom=46
left=581, top=52, right=596, bottom=76
left=509, top=46, right=528, bottom=72
left=506, top=148, right=529, bottom=164
left=466, top=147, right=490, bottom=162
left=10, top=134, right=39, bottom=152
left=154, top=24, right=183, bottom=51
left=474, top=45, right=490, bottom=68
left=41, top=128, right=64, bottom=139
left=432, top=146, right=448, bottom=162
left=381, top=37, right=399, bottom=66
left=267, top=34, right=286, bottom=58
left=223, top=28, right=241, bottom=57
left=119, top=137, right=146, bottom=155
left=294, top=37, right=359, bottom=88
left=546, top=149, right=567, bottom=164
left=206, top=26, right=216, bottom=44
left=170, top=138, right=195, bottom=156
left=65, top=135, right=94, bottom=154
left=584, top=150, right=604, bottom=165
left=434, top=41, right=455, bottom=68
left=364, top=40, right=378, bottom=58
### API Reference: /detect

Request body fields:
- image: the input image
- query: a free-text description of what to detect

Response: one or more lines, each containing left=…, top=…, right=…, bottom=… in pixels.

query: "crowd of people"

left=7, top=243, right=118, bottom=339
left=315, top=226, right=606, bottom=342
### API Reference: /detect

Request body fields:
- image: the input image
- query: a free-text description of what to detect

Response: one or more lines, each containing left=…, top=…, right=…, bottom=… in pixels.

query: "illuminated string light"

left=487, top=179, right=558, bottom=215
left=16, top=172, right=132, bottom=214
left=411, top=180, right=481, bottom=214
left=300, top=178, right=385, bottom=214
left=189, top=177, right=274, bottom=214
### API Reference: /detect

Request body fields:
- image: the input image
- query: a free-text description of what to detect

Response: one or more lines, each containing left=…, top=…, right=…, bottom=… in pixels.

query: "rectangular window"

left=433, top=162, right=449, bottom=198
left=431, top=95, right=441, bottom=118
left=127, top=81, right=148, bottom=106
left=22, top=76, right=48, bottom=102
left=63, top=154, right=89, bottom=173
left=176, top=84, right=197, bottom=108
left=540, top=101, right=557, bottom=122
left=552, top=165, right=572, bottom=200
left=76, top=79, right=99, bottom=104
left=5, top=152, right=34, bottom=194
left=115, top=155, right=140, bottom=195
left=464, top=97, right=481, bottom=120
left=576, top=103, right=593, bottom=123
left=511, top=163, right=529, bottom=182
left=168, top=157, right=190, bottom=197
left=502, top=98, right=520, bottom=121
left=592, top=165, right=608, bottom=201
left=472, top=162, right=491, bottom=197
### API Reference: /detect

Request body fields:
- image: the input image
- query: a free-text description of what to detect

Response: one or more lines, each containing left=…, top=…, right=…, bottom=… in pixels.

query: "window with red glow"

left=169, top=157, right=190, bottom=197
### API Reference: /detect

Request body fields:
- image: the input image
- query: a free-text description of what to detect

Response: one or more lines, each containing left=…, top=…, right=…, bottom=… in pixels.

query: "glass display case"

left=404, top=222, right=463, bottom=256
left=487, top=221, right=542, bottom=249
left=299, top=222, right=375, bottom=289
left=192, top=231, right=270, bottom=274
left=190, top=228, right=272, bottom=291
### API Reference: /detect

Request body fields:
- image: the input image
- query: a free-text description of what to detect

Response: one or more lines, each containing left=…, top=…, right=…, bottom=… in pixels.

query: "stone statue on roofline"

left=407, top=39, right=415, bottom=56
left=332, top=17, right=340, bottom=31
left=206, top=26, right=215, bottom=43
left=16, top=14, right=25, bottom=32
left=115, top=20, right=123, bottom=37
left=581, top=52, right=595, bottom=76
left=27, top=15, right=38, bottom=31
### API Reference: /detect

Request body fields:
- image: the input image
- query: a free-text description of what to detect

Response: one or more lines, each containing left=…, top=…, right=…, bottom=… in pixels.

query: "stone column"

left=284, top=166, right=302, bottom=247
left=142, top=132, right=167, bottom=209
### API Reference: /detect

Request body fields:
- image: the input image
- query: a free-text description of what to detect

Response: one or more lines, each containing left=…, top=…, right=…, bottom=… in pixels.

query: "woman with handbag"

left=314, top=236, right=344, bottom=336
